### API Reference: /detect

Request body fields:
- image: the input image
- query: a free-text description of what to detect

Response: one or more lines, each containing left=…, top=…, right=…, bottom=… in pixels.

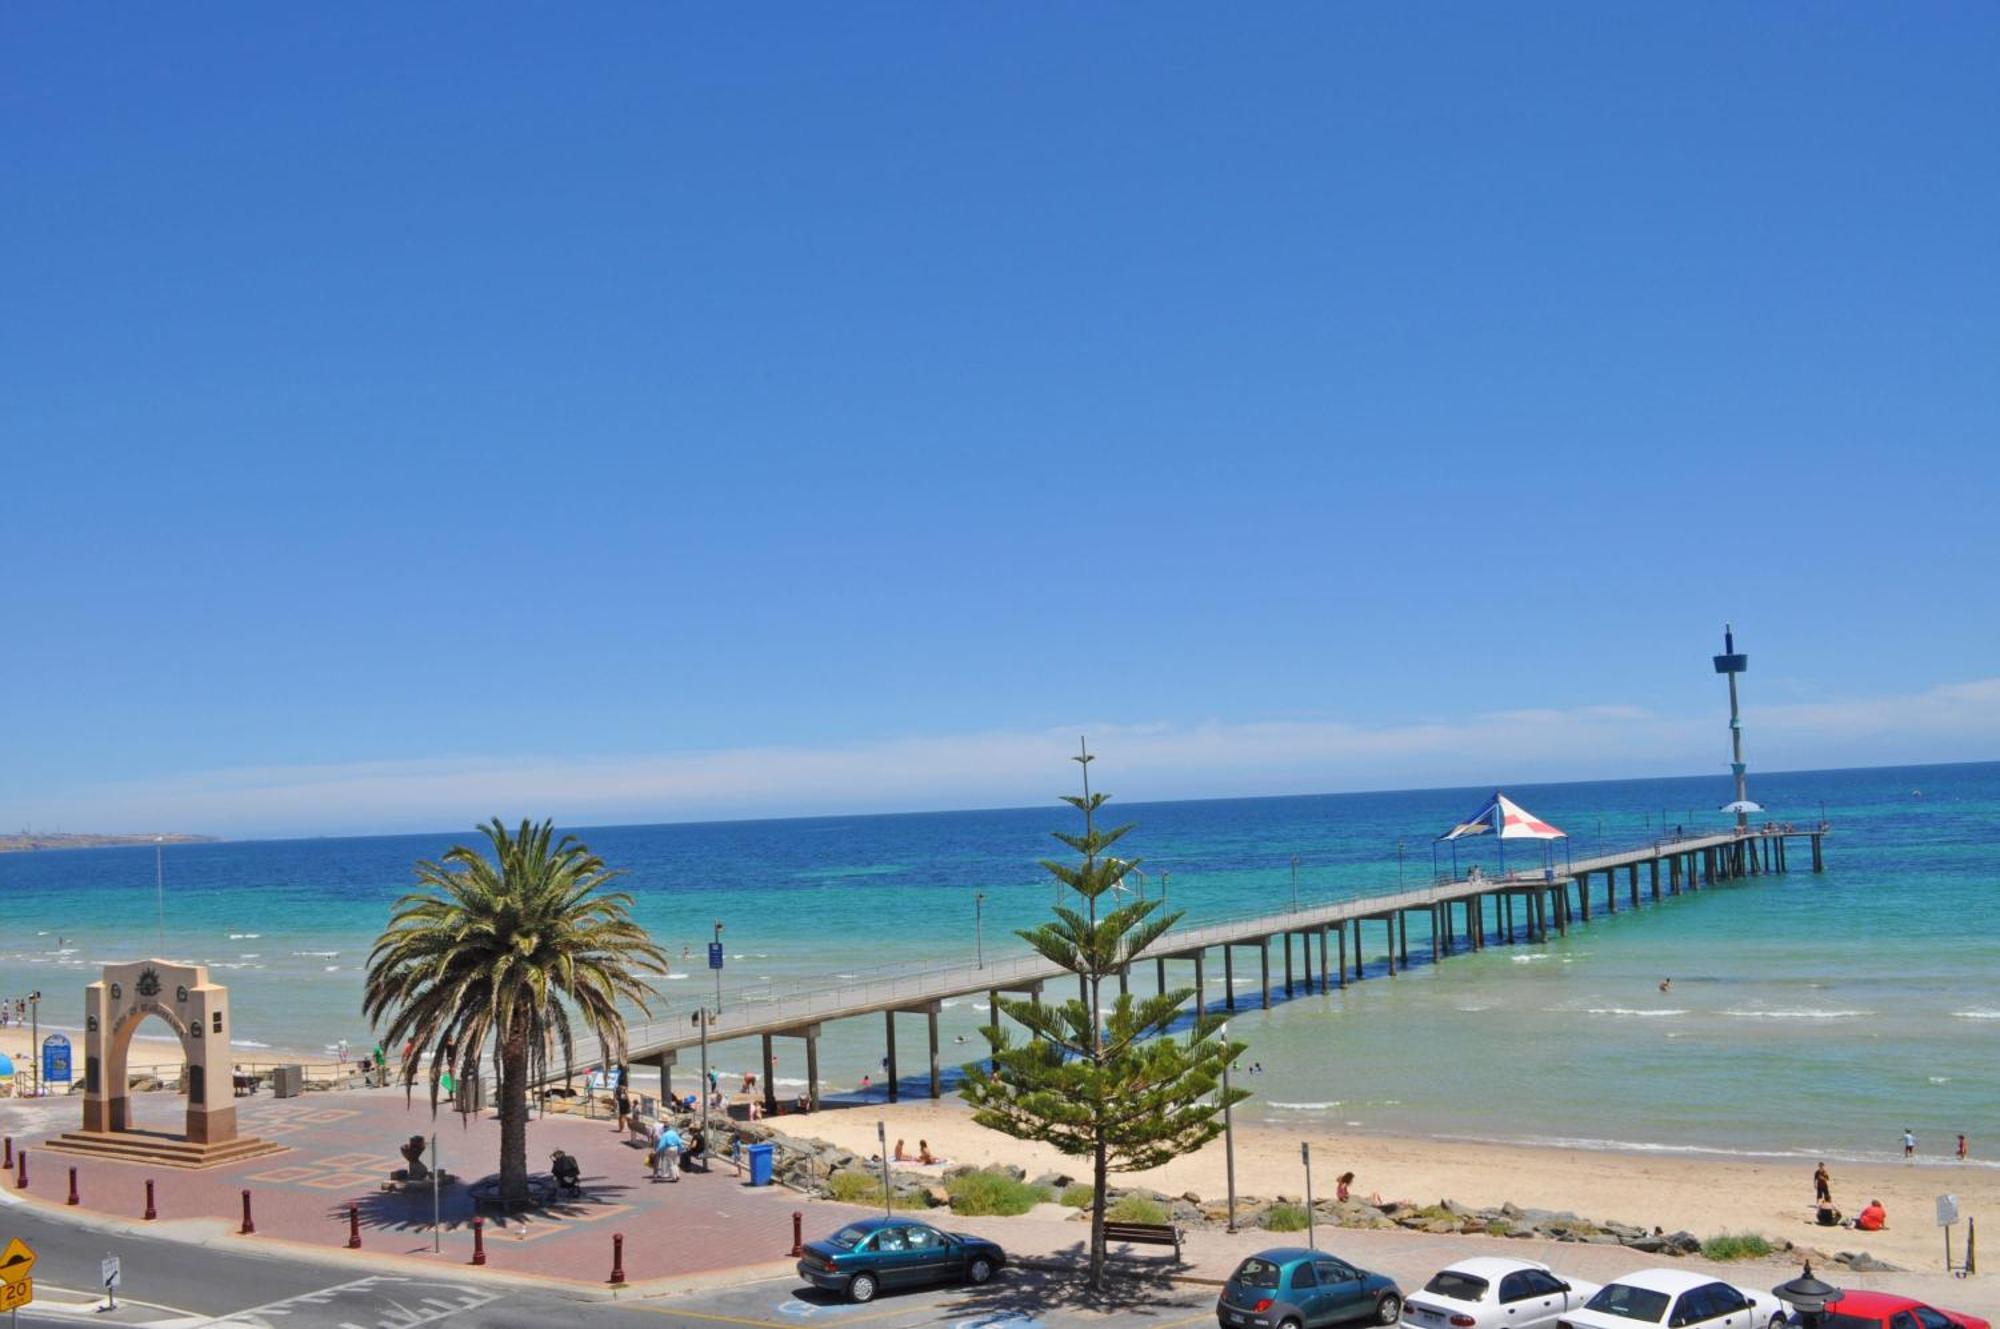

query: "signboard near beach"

left=42, top=1033, right=72, bottom=1084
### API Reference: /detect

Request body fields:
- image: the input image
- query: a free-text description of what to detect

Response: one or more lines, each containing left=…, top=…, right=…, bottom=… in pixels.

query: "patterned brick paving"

left=13, top=1086, right=861, bottom=1284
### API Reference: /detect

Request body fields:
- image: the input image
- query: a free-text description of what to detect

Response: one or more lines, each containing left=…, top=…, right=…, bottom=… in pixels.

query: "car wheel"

left=1375, top=1294, right=1403, bottom=1326
left=848, top=1272, right=878, bottom=1304
left=968, top=1256, right=996, bottom=1285
left=1769, top=1315, right=1788, bottom=1329
left=1278, top=1318, right=1303, bottom=1329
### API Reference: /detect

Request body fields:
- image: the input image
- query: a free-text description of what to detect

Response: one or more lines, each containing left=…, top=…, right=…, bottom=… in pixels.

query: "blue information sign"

left=707, top=942, right=724, bottom=970
left=43, top=1032, right=72, bottom=1084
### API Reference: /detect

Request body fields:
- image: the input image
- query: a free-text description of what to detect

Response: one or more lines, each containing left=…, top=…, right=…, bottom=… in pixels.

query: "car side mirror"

left=1558, top=1283, right=1571, bottom=1292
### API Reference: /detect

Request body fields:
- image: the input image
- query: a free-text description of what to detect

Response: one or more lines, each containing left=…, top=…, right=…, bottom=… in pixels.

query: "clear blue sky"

left=5, top=5, right=1997, bottom=836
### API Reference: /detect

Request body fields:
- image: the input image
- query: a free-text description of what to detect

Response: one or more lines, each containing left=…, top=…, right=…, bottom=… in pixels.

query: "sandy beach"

left=781, top=1094, right=1994, bottom=1273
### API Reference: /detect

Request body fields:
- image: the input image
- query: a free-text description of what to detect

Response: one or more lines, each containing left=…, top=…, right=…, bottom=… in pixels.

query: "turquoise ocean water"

left=2, top=762, right=1994, bottom=1165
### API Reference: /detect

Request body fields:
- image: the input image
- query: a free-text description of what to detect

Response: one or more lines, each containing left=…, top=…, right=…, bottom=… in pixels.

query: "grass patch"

left=826, top=1170, right=922, bottom=1208
left=1106, top=1193, right=1169, bottom=1224
left=1484, top=1218, right=1512, bottom=1237
left=1264, top=1203, right=1311, bottom=1232
left=1701, top=1232, right=1775, bottom=1261
left=945, top=1171, right=1053, bottom=1216
left=1060, top=1184, right=1096, bottom=1209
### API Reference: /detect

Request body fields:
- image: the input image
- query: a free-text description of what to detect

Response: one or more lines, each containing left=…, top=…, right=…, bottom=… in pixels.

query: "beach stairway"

left=40, top=1128, right=286, bottom=1169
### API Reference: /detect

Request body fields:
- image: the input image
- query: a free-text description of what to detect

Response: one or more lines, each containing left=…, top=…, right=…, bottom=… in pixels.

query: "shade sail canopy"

left=1438, top=791, right=1567, bottom=842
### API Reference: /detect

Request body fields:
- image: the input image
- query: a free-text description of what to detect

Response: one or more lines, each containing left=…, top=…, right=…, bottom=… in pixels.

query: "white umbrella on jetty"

left=1718, top=799, right=1764, bottom=815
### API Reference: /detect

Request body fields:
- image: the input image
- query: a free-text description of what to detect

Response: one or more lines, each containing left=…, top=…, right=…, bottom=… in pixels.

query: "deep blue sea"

left=3, top=762, right=1995, bottom=1164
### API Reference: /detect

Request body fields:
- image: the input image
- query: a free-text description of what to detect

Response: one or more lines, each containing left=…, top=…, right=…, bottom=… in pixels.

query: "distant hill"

left=0, top=832, right=218, bottom=854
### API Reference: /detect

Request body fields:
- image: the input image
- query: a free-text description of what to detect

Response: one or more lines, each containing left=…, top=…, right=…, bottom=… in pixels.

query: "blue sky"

left=5, top=5, right=1997, bottom=836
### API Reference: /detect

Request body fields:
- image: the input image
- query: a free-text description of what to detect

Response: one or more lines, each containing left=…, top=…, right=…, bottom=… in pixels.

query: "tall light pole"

left=1714, top=624, right=1751, bottom=831
left=1290, top=856, right=1299, bottom=911
left=1396, top=840, right=1405, bottom=889
left=876, top=1120, right=893, bottom=1218
left=29, top=991, right=41, bottom=1097
left=697, top=1006, right=712, bottom=1137
left=1301, top=1140, right=1317, bottom=1250
left=1220, top=1022, right=1239, bottom=1233
left=974, top=892, right=985, bottom=969
left=1160, top=870, right=1169, bottom=907
left=711, top=920, right=724, bottom=1016
left=154, top=836, right=166, bottom=956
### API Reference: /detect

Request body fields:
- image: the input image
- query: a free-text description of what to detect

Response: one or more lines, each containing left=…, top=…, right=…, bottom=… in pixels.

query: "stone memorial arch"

left=45, top=960, right=280, bottom=1167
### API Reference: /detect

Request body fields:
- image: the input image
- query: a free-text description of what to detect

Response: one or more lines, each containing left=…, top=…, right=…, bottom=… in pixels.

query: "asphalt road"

left=0, top=1199, right=1215, bottom=1329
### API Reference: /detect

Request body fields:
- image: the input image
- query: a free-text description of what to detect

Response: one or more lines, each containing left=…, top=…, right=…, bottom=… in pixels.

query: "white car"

left=1558, top=1269, right=1786, bottom=1329
left=1403, top=1258, right=1601, bottom=1329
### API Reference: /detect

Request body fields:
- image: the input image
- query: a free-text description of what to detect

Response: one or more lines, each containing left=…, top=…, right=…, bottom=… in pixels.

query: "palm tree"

left=364, top=818, right=669, bottom=1206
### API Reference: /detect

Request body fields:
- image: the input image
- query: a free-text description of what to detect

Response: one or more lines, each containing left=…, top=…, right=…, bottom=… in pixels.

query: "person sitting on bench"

left=681, top=1127, right=707, bottom=1173
left=550, top=1149, right=582, bottom=1197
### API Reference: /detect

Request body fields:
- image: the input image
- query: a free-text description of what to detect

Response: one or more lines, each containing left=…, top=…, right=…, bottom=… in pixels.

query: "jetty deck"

left=615, top=824, right=1827, bottom=1115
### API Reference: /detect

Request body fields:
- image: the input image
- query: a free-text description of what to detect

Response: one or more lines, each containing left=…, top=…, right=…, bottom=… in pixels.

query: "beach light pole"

left=1397, top=839, right=1405, bottom=889
left=1290, top=856, right=1299, bottom=910
left=155, top=836, right=166, bottom=956
left=875, top=1120, right=892, bottom=1218
left=1220, top=1022, right=1238, bottom=1233
left=697, top=1006, right=711, bottom=1137
left=974, top=892, right=985, bottom=969
left=1713, top=624, right=1752, bottom=832
left=711, top=921, right=724, bottom=1015
left=1160, top=870, right=1169, bottom=907
left=1301, top=1140, right=1316, bottom=1250
left=29, top=992, right=40, bottom=1097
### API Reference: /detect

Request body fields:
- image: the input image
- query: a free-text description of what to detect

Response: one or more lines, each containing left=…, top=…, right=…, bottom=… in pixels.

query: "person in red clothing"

left=1856, top=1199, right=1888, bottom=1231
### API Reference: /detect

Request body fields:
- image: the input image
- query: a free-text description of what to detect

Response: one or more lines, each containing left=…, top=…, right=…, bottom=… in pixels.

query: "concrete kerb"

left=0, top=1168, right=809, bottom=1303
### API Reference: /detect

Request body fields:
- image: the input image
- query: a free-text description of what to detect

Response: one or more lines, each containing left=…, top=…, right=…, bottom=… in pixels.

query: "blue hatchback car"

left=797, top=1217, right=1007, bottom=1303
left=1219, top=1249, right=1404, bottom=1329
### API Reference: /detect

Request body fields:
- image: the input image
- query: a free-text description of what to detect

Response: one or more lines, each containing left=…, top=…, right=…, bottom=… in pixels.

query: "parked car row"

left=791, top=1217, right=1991, bottom=1329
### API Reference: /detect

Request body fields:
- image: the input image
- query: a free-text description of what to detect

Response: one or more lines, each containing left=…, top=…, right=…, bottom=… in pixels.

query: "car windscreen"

left=828, top=1227, right=870, bottom=1249
left=1232, top=1258, right=1283, bottom=1289
left=1425, top=1272, right=1490, bottom=1301
left=1584, top=1285, right=1671, bottom=1323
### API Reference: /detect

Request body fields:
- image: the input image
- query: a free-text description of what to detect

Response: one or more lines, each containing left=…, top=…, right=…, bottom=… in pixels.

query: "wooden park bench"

left=1102, top=1220, right=1184, bottom=1264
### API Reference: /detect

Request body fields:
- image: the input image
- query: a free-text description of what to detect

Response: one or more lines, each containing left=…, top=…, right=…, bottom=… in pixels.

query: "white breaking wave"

left=1721, top=1008, right=1870, bottom=1019
left=1268, top=1100, right=1341, bottom=1110
left=1929, top=1076, right=1951, bottom=1084
left=1586, top=1008, right=1687, bottom=1018
left=1952, top=1009, right=2000, bottom=1020
left=292, top=950, right=339, bottom=958
left=228, top=933, right=261, bottom=940
left=1511, top=954, right=1550, bottom=964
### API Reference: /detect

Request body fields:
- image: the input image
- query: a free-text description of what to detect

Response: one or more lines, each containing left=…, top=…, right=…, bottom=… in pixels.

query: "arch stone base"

left=42, top=959, right=283, bottom=1170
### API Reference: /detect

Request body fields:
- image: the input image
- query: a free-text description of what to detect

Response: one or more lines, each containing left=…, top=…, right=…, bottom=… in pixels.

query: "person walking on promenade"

left=613, top=1081, right=632, bottom=1134
left=1903, top=1128, right=1917, bottom=1159
left=653, top=1119, right=683, bottom=1182
left=1813, top=1162, right=1832, bottom=1204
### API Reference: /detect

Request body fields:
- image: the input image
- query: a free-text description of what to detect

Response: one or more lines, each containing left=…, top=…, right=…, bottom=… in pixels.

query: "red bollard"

left=15, top=1149, right=26, bottom=1190
left=67, top=1166, right=79, bottom=1206
left=240, top=1188, right=256, bottom=1234
left=144, top=1178, right=158, bottom=1221
left=609, top=1231, right=626, bottom=1285
left=3, top=1136, right=11, bottom=1169
left=470, top=1217, right=486, bottom=1266
left=790, top=1211, right=803, bottom=1257
left=347, top=1204, right=362, bottom=1249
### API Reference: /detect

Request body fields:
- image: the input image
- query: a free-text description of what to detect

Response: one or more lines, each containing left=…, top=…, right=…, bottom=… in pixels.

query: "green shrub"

left=1701, top=1232, right=1774, bottom=1261
left=826, top=1170, right=921, bottom=1209
left=1060, top=1184, right=1096, bottom=1209
left=1264, top=1203, right=1311, bottom=1232
left=945, top=1170, right=1053, bottom=1216
left=1106, top=1192, right=1169, bottom=1224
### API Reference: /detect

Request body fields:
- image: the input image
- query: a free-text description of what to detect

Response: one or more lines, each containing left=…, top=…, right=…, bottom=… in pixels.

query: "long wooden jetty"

left=615, top=824, right=1827, bottom=1116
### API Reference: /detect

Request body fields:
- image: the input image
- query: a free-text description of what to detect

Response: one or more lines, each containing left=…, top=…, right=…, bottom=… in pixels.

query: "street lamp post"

left=1301, top=1140, right=1317, bottom=1250
left=974, top=892, right=985, bottom=969
left=712, top=920, right=724, bottom=1016
left=1396, top=840, right=1405, bottom=889
left=1220, top=1022, right=1238, bottom=1233
left=154, top=836, right=167, bottom=956
left=1290, top=856, right=1299, bottom=911
left=29, top=991, right=41, bottom=1097
left=697, top=1006, right=711, bottom=1137
left=876, top=1120, right=893, bottom=1219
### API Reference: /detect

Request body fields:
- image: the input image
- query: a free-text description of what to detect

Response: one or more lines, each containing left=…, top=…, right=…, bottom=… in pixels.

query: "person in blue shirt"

left=653, top=1120, right=684, bottom=1182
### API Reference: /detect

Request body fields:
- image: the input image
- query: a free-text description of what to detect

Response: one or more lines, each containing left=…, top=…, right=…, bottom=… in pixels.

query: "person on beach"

left=1903, top=1128, right=1916, bottom=1158
left=1815, top=1202, right=1842, bottom=1227
left=894, top=1138, right=908, bottom=1161
left=1856, top=1198, right=1887, bottom=1231
left=1336, top=1171, right=1354, bottom=1203
left=918, top=1140, right=935, bottom=1165
left=1958, top=1133, right=1968, bottom=1161
left=1813, top=1162, right=1831, bottom=1203
left=613, top=1082, right=631, bottom=1133
left=1659, top=978, right=1672, bottom=993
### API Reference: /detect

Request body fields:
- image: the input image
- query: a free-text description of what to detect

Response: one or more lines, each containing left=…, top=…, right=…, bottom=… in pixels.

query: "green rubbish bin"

left=747, top=1142, right=775, bottom=1186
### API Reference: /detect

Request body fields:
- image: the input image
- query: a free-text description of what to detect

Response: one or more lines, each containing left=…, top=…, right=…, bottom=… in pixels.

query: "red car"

left=1822, top=1291, right=1989, bottom=1329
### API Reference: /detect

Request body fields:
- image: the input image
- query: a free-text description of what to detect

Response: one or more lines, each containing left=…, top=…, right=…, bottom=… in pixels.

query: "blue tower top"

left=1713, top=624, right=1748, bottom=675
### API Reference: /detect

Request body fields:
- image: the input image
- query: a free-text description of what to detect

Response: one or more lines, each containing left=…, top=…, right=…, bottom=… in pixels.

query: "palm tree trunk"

left=499, top=1023, right=531, bottom=1205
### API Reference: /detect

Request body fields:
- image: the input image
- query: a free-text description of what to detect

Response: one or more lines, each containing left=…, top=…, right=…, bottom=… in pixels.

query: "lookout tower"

left=1712, top=624, right=1750, bottom=830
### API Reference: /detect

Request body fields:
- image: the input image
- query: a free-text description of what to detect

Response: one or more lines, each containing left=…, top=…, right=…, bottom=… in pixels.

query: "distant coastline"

left=0, top=831, right=216, bottom=854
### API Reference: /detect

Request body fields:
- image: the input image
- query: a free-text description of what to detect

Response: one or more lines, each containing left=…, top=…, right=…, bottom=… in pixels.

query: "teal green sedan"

left=796, top=1217, right=1007, bottom=1303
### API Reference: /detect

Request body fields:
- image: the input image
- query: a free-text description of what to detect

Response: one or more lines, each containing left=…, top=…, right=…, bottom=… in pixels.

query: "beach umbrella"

left=0, top=1053, right=12, bottom=1076
left=1719, top=800, right=1764, bottom=814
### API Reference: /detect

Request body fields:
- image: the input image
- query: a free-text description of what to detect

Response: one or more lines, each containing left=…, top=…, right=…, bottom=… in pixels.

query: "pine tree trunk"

left=498, top=1021, right=530, bottom=1205
left=1089, top=1133, right=1109, bottom=1290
